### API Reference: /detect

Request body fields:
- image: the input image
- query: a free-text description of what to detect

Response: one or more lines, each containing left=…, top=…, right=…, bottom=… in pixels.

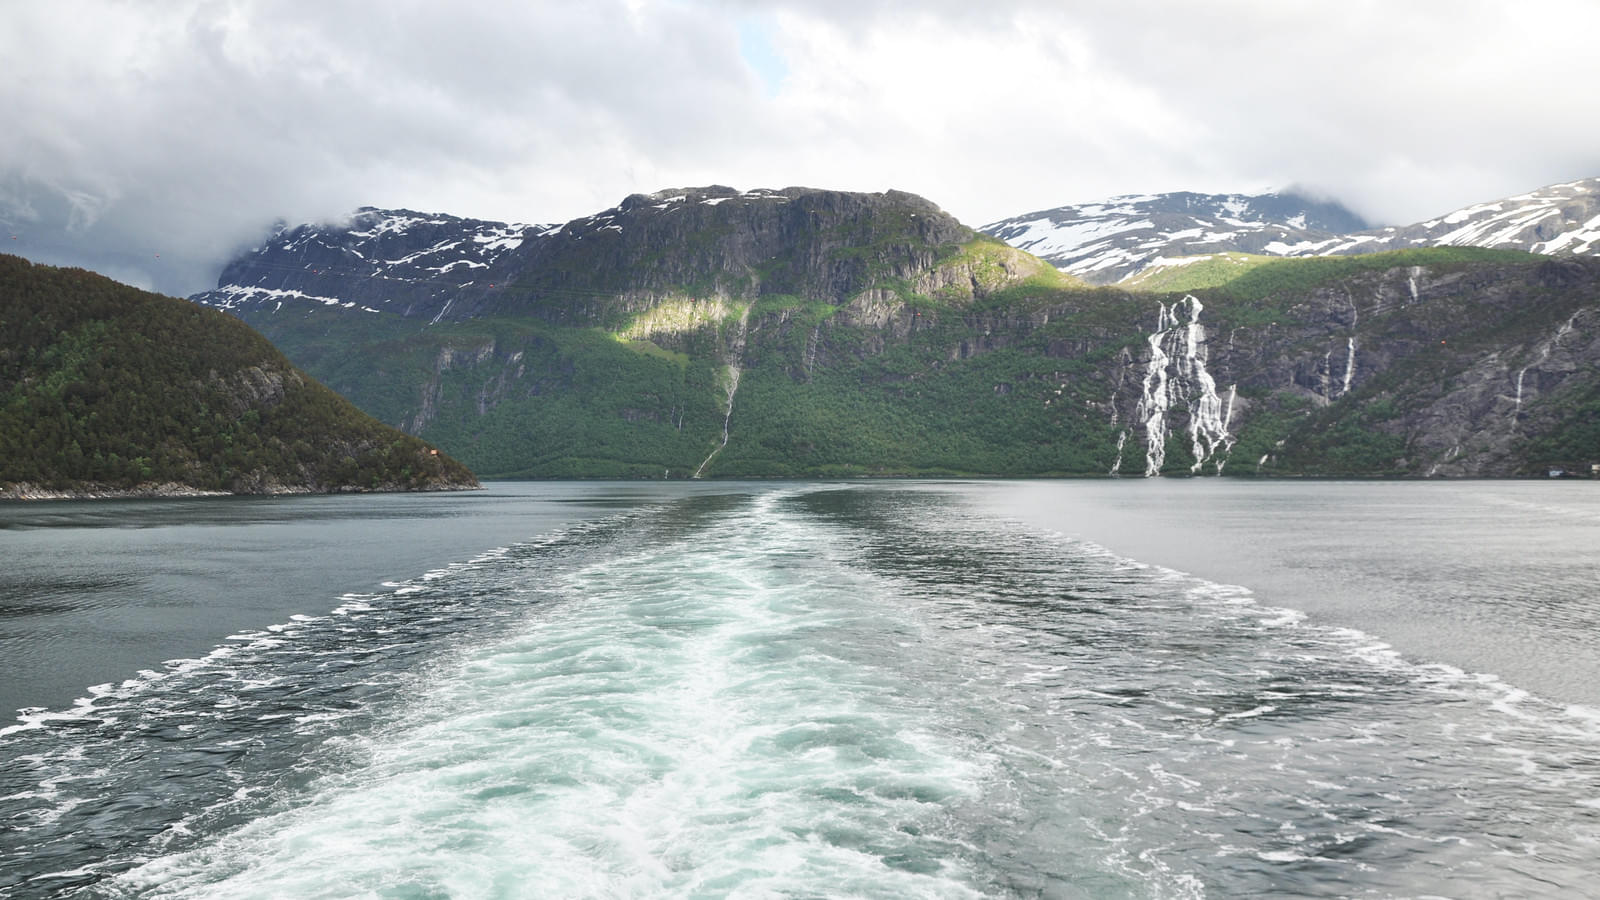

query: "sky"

left=4, top=0, right=1599, bottom=296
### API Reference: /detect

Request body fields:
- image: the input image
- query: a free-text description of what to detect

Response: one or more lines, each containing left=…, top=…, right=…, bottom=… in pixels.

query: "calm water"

left=2, top=481, right=1598, bottom=898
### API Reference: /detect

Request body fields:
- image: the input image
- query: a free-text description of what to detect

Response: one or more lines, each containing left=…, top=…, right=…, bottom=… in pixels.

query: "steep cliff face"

left=192, top=188, right=1600, bottom=479
left=1098, top=255, right=1600, bottom=477
left=496, top=187, right=974, bottom=316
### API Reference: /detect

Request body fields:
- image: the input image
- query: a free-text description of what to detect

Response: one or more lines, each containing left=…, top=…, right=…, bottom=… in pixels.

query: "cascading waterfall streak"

left=693, top=305, right=752, bottom=478
left=1509, top=310, right=1581, bottom=428
left=1341, top=337, right=1356, bottom=397
left=1120, top=295, right=1236, bottom=477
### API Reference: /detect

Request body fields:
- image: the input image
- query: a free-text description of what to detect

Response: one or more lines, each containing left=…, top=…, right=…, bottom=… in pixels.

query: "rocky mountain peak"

left=193, top=186, right=989, bottom=326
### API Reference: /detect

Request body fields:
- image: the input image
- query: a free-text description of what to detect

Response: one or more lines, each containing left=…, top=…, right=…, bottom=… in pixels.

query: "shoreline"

left=0, top=480, right=482, bottom=502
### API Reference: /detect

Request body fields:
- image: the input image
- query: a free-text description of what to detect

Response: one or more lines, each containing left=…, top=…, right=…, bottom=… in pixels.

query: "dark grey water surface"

left=0, top=484, right=713, bottom=719
left=2, top=480, right=1597, bottom=898
left=975, top=479, right=1600, bottom=708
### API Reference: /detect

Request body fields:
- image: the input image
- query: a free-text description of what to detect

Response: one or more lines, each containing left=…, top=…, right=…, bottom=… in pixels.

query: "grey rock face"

left=1113, top=258, right=1600, bottom=478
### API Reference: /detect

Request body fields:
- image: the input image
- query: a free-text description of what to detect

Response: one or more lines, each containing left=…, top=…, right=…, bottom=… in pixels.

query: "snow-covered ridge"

left=249, top=209, right=553, bottom=280
left=192, top=206, right=560, bottom=319
left=981, top=190, right=1369, bottom=285
left=1314, top=177, right=1600, bottom=257
left=984, top=178, right=1600, bottom=285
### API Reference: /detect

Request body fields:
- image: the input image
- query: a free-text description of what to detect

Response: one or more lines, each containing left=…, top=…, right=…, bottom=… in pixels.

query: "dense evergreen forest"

left=0, top=254, right=477, bottom=496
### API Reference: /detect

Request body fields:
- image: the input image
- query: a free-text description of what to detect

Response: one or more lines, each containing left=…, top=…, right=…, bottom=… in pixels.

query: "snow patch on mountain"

left=206, top=284, right=381, bottom=313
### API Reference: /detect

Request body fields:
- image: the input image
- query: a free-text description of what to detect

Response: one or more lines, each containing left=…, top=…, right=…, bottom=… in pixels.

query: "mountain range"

left=184, top=178, right=1600, bottom=480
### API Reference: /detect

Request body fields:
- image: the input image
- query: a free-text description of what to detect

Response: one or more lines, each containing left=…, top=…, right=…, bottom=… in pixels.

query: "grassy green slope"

left=1118, top=252, right=1277, bottom=293
left=1120, top=247, right=1537, bottom=298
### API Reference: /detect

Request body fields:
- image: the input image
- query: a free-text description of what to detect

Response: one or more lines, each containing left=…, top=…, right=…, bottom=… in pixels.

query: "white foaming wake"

left=111, top=493, right=990, bottom=899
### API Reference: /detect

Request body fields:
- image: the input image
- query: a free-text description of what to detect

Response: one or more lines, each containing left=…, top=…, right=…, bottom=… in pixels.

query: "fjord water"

left=975, top=479, right=1600, bottom=709
left=2, top=482, right=1598, bottom=898
left=0, top=485, right=650, bottom=717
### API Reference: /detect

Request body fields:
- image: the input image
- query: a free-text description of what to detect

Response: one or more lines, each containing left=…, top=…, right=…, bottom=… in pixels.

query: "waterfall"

left=1341, top=337, right=1356, bottom=397
left=1109, top=431, right=1127, bottom=476
left=1338, top=291, right=1359, bottom=398
left=1510, top=311, right=1582, bottom=428
left=1120, top=295, right=1236, bottom=477
left=1132, top=304, right=1175, bottom=476
left=693, top=305, right=752, bottom=479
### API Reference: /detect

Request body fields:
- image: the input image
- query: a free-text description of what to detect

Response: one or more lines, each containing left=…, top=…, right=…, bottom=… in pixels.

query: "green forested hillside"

left=241, top=248, right=1600, bottom=480
left=0, top=255, right=477, bottom=496
left=194, top=184, right=1600, bottom=480
left=242, top=272, right=1136, bottom=479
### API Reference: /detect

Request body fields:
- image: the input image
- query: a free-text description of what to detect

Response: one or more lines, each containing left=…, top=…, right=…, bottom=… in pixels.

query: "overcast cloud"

left=5, top=0, right=1599, bottom=295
